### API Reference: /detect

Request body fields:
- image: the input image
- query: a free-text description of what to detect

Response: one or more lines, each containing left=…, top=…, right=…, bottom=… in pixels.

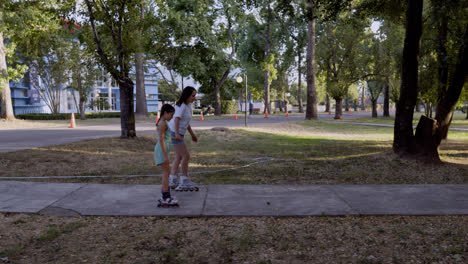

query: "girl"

left=168, top=86, right=199, bottom=191
left=154, top=104, right=178, bottom=207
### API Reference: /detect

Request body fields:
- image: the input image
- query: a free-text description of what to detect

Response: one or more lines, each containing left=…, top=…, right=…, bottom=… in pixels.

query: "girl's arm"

left=158, top=122, right=170, bottom=163
left=187, top=125, right=198, bottom=143
left=174, top=117, right=182, bottom=141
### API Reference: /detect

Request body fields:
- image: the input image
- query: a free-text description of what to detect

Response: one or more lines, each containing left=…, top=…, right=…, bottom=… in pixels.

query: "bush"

left=221, top=100, right=238, bottom=114
left=16, top=112, right=121, bottom=120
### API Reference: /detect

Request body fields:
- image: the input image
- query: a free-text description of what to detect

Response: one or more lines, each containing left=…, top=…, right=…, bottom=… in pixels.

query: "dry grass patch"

left=0, top=213, right=467, bottom=263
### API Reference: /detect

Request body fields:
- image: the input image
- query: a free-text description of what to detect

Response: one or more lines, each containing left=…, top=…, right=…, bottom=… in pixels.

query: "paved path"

left=0, top=115, right=305, bottom=153
left=1, top=113, right=466, bottom=153
left=1, top=181, right=467, bottom=217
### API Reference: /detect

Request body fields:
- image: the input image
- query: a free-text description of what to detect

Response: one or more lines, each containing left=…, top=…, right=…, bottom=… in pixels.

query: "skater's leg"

left=179, top=144, right=190, bottom=177
left=161, top=162, right=170, bottom=192
left=170, top=144, right=184, bottom=176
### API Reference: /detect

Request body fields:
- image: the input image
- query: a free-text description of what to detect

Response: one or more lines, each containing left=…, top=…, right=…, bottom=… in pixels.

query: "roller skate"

left=157, top=192, right=179, bottom=208
left=175, top=177, right=199, bottom=192
left=169, top=175, right=179, bottom=190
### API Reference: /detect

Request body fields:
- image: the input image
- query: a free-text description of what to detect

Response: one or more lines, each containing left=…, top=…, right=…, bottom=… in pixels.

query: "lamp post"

left=236, top=73, right=247, bottom=127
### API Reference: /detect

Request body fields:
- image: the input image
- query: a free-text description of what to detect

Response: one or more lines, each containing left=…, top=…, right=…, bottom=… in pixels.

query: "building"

left=2, top=66, right=160, bottom=115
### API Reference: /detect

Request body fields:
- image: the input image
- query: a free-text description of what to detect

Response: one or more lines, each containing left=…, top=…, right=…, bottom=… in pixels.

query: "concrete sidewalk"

left=1, top=181, right=467, bottom=217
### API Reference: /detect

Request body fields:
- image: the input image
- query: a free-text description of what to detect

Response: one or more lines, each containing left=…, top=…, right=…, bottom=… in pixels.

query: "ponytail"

left=156, top=104, right=175, bottom=126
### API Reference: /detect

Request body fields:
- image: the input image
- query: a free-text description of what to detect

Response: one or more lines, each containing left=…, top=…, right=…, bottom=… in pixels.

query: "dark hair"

left=156, top=104, right=175, bottom=126
left=176, top=86, right=196, bottom=106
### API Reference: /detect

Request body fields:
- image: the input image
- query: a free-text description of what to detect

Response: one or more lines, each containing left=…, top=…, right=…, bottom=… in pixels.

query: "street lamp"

left=236, top=73, right=248, bottom=127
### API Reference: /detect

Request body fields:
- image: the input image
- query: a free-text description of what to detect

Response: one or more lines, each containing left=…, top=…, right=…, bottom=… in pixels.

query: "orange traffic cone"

left=200, top=111, right=204, bottom=121
left=329, top=109, right=332, bottom=115
left=349, top=109, right=352, bottom=114
left=264, top=109, right=269, bottom=118
left=357, top=109, right=360, bottom=114
left=68, top=113, right=76, bottom=128
left=155, top=111, right=160, bottom=124
left=234, top=113, right=238, bottom=120
left=286, top=112, right=289, bottom=117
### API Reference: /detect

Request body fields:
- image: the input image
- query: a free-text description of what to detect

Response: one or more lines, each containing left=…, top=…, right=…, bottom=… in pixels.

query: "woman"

left=168, top=86, right=199, bottom=191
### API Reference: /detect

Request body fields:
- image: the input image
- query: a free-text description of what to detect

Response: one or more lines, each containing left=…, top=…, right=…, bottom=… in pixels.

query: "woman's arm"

left=174, top=117, right=182, bottom=141
left=187, top=125, right=198, bottom=143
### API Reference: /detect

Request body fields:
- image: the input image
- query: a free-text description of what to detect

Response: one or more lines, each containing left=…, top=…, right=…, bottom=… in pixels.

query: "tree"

left=237, top=4, right=280, bottom=113
left=83, top=0, right=145, bottom=138
left=251, top=0, right=283, bottom=115
left=135, top=1, right=148, bottom=118
left=317, top=13, right=371, bottom=119
left=1, top=0, right=61, bottom=120
left=367, top=80, right=384, bottom=117
left=393, top=0, right=468, bottom=162
left=67, top=36, right=100, bottom=120
left=157, top=79, right=179, bottom=104
left=192, top=0, right=243, bottom=115
left=393, top=0, right=423, bottom=156
left=32, top=35, right=70, bottom=114
left=277, top=0, right=308, bottom=113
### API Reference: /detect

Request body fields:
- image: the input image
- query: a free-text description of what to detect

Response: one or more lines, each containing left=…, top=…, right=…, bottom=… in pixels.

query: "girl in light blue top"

left=154, top=104, right=178, bottom=207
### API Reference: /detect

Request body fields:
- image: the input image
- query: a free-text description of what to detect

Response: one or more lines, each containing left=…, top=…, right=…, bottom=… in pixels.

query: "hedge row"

left=17, top=112, right=121, bottom=120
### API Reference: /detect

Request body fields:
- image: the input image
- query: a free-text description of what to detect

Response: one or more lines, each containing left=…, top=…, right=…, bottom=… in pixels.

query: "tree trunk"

left=264, top=4, right=272, bottom=115
left=344, top=98, right=349, bottom=112
left=79, top=98, right=86, bottom=120
left=214, top=78, right=221, bottom=116
left=354, top=100, right=358, bottom=112
left=135, top=3, right=147, bottom=117
left=372, top=100, right=378, bottom=118
left=298, top=51, right=303, bottom=113
left=361, top=86, right=366, bottom=110
left=106, top=72, right=112, bottom=112
left=393, top=0, right=423, bottom=155
left=413, top=115, right=441, bottom=162
left=305, top=0, right=318, bottom=120
left=334, top=98, right=343, bottom=119
left=214, top=67, right=230, bottom=116
left=434, top=22, right=468, bottom=143
left=383, top=80, right=390, bottom=117
left=325, top=95, right=330, bottom=112
left=436, top=9, right=449, bottom=106
left=0, top=33, right=15, bottom=120
left=119, top=77, right=136, bottom=138
left=135, top=52, right=148, bottom=117
left=284, top=96, right=288, bottom=114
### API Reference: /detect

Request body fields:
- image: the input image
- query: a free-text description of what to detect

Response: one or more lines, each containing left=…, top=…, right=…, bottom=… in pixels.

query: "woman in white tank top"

left=168, top=86, right=199, bottom=192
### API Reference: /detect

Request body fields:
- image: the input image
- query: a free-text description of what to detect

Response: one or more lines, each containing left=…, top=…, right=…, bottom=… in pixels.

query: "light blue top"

left=154, top=121, right=172, bottom=165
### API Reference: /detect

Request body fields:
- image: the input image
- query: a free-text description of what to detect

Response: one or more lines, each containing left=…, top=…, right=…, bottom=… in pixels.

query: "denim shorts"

left=171, top=131, right=185, bottom=145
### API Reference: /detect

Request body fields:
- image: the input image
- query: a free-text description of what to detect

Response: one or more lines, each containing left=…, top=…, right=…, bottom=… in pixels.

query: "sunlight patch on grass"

left=44, top=148, right=112, bottom=155
left=305, top=151, right=386, bottom=161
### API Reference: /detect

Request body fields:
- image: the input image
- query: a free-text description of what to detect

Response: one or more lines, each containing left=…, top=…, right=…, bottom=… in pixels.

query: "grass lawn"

left=1, top=121, right=467, bottom=263
left=1, top=120, right=466, bottom=184
left=342, top=111, right=468, bottom=128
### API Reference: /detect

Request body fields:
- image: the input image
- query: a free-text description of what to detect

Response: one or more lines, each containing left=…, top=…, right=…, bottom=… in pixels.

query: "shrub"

left=221, top=100, right=238, bottom=114
left=16, top=112, right=121, bottom=120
